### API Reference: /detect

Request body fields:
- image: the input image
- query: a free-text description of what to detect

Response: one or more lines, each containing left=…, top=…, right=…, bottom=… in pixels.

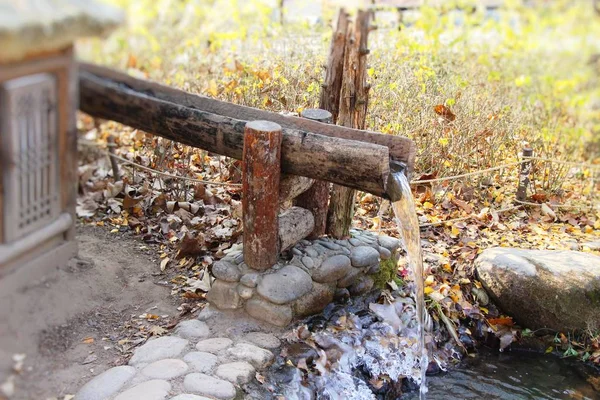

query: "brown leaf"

left=452, top=198, right=473, bottom=214
left=123, top=194, right=142, bottom=210
left=177, top=234, right=205, bottom=259
left=434, top=104, right=456, bottom=121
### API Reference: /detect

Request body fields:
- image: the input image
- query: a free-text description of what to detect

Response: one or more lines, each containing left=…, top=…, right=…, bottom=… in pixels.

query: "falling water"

left=390, top=171, right=429, bottom=398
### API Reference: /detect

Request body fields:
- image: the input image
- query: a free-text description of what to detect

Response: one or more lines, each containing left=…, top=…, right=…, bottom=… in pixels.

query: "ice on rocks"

left=75, top=365, right=136, bottom=400
left=175, top=320, right=210, bottom=340
left=114, top=379, right=171, bottom=400
left=183, top=373, right=236, bottom=399
left=141, top=358, right=189, bottom=379
left=129, top=336, right=189, bottom=366
left=195, top=338, right=233, bottom=353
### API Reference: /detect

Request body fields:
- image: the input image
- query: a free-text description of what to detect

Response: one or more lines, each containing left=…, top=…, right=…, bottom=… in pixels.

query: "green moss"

left=372, top=255, right=401, bottom=289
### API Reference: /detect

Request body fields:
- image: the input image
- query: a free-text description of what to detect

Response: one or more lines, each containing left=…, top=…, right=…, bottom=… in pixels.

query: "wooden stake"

left=516, top=145, right=533, bottom=202
left=295, top=108, right=333, bottom=239
left=107, top=134, right=120, bottom=181
left=327, top=10, right=373, bottom=239
left=243, top=121, right=282, bottom=271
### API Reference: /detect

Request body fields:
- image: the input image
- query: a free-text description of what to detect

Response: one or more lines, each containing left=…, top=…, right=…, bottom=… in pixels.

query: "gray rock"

left=340, top=247, right=351, bottom=255
left=583, top=241, right=600, bottom=251
left=337, top=267, right=363, bottom=288
left=305, top=248, right=319, bottom=258
left=195, top=338, right=233, bottom=354
left=301, top=256, right=315, bottom=269
left=476, top=247, right=600, bottom=332
left=215, top=361, right=256, bottom=384
left=114, top=379, right=171, bottom=400
left=184, top=351, right=219, bottom=373
left=243, top=332, right=281, bottom=349
left=245, top=298, right=292, bottom=327
left=313, top=255, right=351, bottom=283
left=175, top=320, right=210, bottom=340
left=234, top=253, right=245, bottom=264
left=312, top=244, right=328, bottom=254
left=76, top=366, right=136, bottom=400
left=350, top=246, right=380, bottom=267
left=206, top=280, right=242, bottom=310
left=292, top=248, right=303, bottom=256
left=378, top=246, right=392, bottom=260
left=129, top=336, right=189, bottom=366
left=257, top=265, right=312, bottom=304
left=367, top=263, right=380, bottom=274
left=237, top=285, right=254, bottom=299
left=349, top=275, right=375, bottom=296
left=335, top=239, right=351, bottom=248
left=378, top=236, right=401, bottom=252
left=183, top=373, right=236, bottom=399
left=212, top=261, right=242, bottom=282
left=240, top=273, right=260, bottom=288
left=227, top=343, right=274, bottom=368
left=334, top=288, right=350, bottom=302
left=170, top=395, right=213, bottom=400
left=349, top=238, right=362, bottom=247
left=141, top=359, right=189, bottom=379
left=319, top=240, right=341, bottom=250
left=300, top=239, right=311, bottom=245
left=293, top=282, right=335, bottom=317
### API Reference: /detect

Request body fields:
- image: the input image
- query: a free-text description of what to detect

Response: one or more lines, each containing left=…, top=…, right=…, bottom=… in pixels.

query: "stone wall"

left=207, top=229, right=401, bottom=327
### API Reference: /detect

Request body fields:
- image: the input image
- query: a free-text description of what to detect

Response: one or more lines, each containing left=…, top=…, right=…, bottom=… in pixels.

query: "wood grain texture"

left=78, top=63, right=415, bottom=174
left=278, top=206, right=315, bottom=251
left=279, top=174, right=314, bottom=206
left=79, top=69, right=392, bottom=197
left=243, top=121, right=282, bottom=270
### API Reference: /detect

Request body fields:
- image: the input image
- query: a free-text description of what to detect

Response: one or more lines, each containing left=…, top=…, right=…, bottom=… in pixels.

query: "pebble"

left=227, top=343, right=274, bottom=368
left=336, top=267, right=363, bottom=288
left=170, top=395, right=213, bottom=400
left=233, top=253, right=245, bottom=264
left=142, top=359, right=189, bottom=379
left=240, top=273, right=260, bottom=288
left=237, top=285, right=254, bottom=299
left=195, top=338, right=233, bottom=353
left=114, top=379, right=171, bottom=400
left=129, top=336, right=189, bottom=366
left=243, top=332, right=281, bottom=349
left=175, top=320, right=210, bottom=340
left=300, top=239, right=311, bottom=245
left=334, top=288, right=350, bottom=302
left=212, top=261, right=242, bottom=282
left=291, top=248, right=303, bottom=256
left=257, top=265, right=312, bottom=304
left=312, top=244, right=328, bottom=255
left=245, top=297, right=292, bottom=327
left=319, top=240, right=341, bottom=250
left=350, top=246, right=380, bottom=267
left=335, top=239, right=351, bottom=248
left=183, top=351, right=219, bottom=373
left=349, top=275, right=375, bottom=296
left=312, top=255, right=351, bottom=283
left=367, top=263, right=381, bottom=274
left=293, top=282, right=335, bottom=317
left=340, top=247, right=351, bottom=255
left=206, top=280, right=242, bottom=310
left=75, top=366, right=136, bottom=400
left=183, top=373, right=236, bottom=400
left=378, top=246, right=392, bottom=260
left=215, top=361, right=256, bottom=384
left=301, top=256, right=315, bottom=269
left=305, top=248, right=319, bottom=258
left=349, top=238, right=362, bottom=247
left=379, top=236, right=401, bottom=252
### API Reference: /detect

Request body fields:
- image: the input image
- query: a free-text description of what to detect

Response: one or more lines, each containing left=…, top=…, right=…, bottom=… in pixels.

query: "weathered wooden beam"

left=279, top=175, right=314, bottom=206
left=79, top=68, right=392, bottom=197
left=78, top=62, right=415, bottom=174
left=243, top=121, right=282, bottom=270
left=278, top=206, right=315, bottom=251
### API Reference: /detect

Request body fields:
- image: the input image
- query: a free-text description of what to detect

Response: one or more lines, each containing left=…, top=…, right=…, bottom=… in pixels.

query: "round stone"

left=195, top=338, right=233, bottom=353
left=349, top=238, right=362, bottom=246
left=367, top=263, right=381, bottom=274
left=212, top=261, right=242, bottom=282
left=129, top=336, right=189, bottom=366
left=237, top=284, right=254, bottom=299
left=184, top=351, right=219, bottom=373
left=312, top=255, right=351, bottom=283
left=114, top=380, right=171, bottom=400
left=142, top=359, right=189, bottom=379
left=215, top=361, right=256, bottom=384
left=337, top=267, right=363, bottom=288
left=349, top=275, right=375, bottom=295
left=243, top=332, right=281, bottom=349
left=319, top=240, right=341, bottom=250
left=305, top=248, right=319, bottom=258
left=378, top=246, right=392, bottom=260
left=291, top=248, right=303, bottom=256
left=379, top=236, right=401, bottom=252
left=227, top=343, right=274, bottom=368
left=183, top=373, right=236, bottom=399
left=240, top=273, right=260, bottom=288
left=292, top=282, right=335, bottom=317
left=245, top=298, right=292, bottom=327
left=206, top=280, right=242, bottom=310
left=257, top=265, right=312, bottom=305
left=350, top=246, right=380, bottom=267
left=175, top=320, right=210, bottom=340
left=301, top=256, right=315, bottom=269
left=76, top=366, right=136, bottom=400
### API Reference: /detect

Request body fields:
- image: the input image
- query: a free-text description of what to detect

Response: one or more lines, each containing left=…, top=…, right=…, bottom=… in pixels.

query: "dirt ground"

left=0, top=224, right=180, bottom=400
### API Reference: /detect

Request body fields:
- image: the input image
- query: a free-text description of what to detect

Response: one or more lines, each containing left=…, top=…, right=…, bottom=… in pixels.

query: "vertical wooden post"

left=517, top=145, right=533, bottom=201
left=294, top=109, right=332, bottom=239
left=327, top=10, right=373, bottom=239
left=243, top=121, right=282, bottom=271
left=107, top=134, right=120, bottom=181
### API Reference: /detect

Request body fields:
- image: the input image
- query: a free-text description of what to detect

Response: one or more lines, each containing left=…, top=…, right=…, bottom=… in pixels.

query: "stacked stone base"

left=207, top=229, right=401, bottom=327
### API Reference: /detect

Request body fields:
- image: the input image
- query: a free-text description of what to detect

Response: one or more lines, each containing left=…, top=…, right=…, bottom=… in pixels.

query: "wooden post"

left=107, top=134, right=120, bottom=181
left=295, top=108, right=333, bottom=239
left=327, top=10, right=373, bottom=239
left=243, top=121, right=282, bottom=271
left=517, top=145, right=533, bottom=201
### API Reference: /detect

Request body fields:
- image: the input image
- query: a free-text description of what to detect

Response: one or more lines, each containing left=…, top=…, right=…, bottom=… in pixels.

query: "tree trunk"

left=243, top=121, right=282, bottom=270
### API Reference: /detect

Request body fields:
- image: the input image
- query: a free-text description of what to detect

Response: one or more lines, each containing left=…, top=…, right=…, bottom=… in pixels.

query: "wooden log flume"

left=79, top=63, right=415, bottom=198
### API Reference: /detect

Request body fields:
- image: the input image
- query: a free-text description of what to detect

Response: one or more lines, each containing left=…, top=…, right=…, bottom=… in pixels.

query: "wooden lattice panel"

left=1, top=73, right=59, bottom=243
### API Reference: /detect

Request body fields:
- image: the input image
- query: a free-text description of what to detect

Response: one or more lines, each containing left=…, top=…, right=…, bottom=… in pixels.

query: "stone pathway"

left=75, top=309, right=282, bottom=400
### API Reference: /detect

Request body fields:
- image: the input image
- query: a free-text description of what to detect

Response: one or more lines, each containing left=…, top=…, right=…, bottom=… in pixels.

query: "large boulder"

left=475, top=247, right=600, bottom=333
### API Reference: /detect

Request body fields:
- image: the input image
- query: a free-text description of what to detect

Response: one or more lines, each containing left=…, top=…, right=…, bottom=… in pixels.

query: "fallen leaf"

left=434, top=104, right=456, bottom=121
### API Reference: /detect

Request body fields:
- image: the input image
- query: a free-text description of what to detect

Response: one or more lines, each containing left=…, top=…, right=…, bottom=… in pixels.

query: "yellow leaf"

left=82, top=337, right=94, bottom=344
left=110, top=228, right=118, bottom=233
left=423, top=201, right=434, bottom=209
left=443, top=263, right=453, bottom=272
left=545, top=346, right=553, bottom=354
left=438, top=138, right=449, bottom=146
left=424, top=287, right=434, bottom=295
left=424, top=275, right=435, bottom=286
left=480, top=306, right=489, bottom=314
